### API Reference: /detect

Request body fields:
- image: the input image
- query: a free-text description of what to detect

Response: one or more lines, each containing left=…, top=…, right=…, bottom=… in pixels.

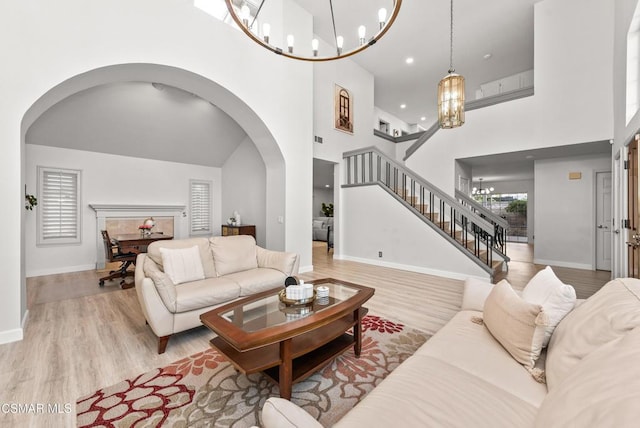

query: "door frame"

left=594, top=170, right=612, bottom=272
left=613, top=149, right=627, bottom=278
left=627, top=135, right=639, bottom=278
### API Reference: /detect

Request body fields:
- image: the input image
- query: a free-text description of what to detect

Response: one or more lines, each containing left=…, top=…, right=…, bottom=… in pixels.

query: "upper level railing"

left=342, top=146, right=509, bottom=276
left=402, top=86, right=534, bottom=160
left=455, top=189, right=509, bottom=258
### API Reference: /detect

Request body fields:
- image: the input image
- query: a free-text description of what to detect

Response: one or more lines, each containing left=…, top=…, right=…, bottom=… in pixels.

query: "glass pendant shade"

left=438, top=72, right=465, bottom=129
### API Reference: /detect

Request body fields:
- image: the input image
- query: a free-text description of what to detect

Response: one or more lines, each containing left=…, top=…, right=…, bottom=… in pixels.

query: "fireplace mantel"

left=90, top=203, right=186, bottom=269
left=90, top=204, right=186, bottom=215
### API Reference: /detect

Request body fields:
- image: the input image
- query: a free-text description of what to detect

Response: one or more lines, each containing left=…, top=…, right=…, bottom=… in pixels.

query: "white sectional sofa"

left=262, top=276, right=640, bottom=427
left=135, top=235, right=299, bottom=353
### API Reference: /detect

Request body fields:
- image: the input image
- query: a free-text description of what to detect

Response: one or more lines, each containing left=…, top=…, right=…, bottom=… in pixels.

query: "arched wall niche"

left=20, top=63, right=286, bottom=251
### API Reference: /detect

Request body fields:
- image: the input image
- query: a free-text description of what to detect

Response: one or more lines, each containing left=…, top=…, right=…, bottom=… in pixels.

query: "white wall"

left=342, top=185, right=489, bottom=280
left=613, top=0, right=640, bottom=278
left=405, top=0, right=614, bottom=195
left=313, top=187, right=334, bottom=217
left=373, top=106, right=411, bottom=136
left=313, top=55, right=396, bottom=164
left=534, top=155, right=611, bottom=269
left=222, top=137, right=267, bottom=246
left=455, top=160, right=473, bottom=192
left=0, top=0, right=313, bottom=343
left=25, top=144, right=222, bottom=277
left=312, top=46, right=396, bottom=259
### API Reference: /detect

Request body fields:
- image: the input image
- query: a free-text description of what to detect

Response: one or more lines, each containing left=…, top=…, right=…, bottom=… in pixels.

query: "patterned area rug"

left=76, top=315, right=430, bottom=427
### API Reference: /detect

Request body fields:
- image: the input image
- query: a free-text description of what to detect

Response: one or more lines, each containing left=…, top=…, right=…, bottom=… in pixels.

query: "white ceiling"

left=459, top=141, right=612, bottom=182
left=297, top=0, right=539, bottom=126
left=26, top=82, right=247, bottom=168
left=25, top=0, right=556, bottom=180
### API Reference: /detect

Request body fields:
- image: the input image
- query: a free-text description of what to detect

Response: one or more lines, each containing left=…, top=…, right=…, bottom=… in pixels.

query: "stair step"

left=423, top=212, right=440, bottom=222
left=403, top=195, right=418, bottom=204
left=414, top=204, right=429, bottom=213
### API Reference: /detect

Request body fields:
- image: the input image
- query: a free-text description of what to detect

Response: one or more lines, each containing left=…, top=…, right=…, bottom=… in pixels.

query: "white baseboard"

left=298, top=264, right=313, bottom=274
left=533, top=259, right=593, bottom=270
left=26, top=263, right=96, bottom=278
left=0, top=327, right=23, bottom=345
left=337, top=255, right=490, bottom=282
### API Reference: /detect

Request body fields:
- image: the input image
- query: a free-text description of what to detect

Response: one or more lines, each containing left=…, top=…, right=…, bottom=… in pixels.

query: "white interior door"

left=596, top=171, right=612, bottom=271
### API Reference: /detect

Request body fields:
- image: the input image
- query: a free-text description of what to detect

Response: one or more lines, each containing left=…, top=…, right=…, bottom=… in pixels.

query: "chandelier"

left=224, top=0, right=402, bottom=62
left=472, top=179, right=494, bottom=196
left=438, top=0, right=465, bottom=129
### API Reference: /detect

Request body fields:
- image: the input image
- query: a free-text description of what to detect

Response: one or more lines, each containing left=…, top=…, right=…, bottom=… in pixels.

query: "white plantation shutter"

left=38, top=167, right=81, bottom=245
left=190, top=180, right=212, bottom=235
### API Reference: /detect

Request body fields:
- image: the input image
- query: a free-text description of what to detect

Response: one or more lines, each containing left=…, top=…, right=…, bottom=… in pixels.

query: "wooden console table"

left=221, top=224, right=256, bottom=239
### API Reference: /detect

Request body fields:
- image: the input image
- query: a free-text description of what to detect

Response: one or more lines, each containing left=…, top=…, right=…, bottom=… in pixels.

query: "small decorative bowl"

left=278, top=289, right=316, bottom=306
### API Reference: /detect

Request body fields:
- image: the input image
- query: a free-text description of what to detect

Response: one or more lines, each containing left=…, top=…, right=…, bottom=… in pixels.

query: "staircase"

left=343, top=147, right=510, bottom=281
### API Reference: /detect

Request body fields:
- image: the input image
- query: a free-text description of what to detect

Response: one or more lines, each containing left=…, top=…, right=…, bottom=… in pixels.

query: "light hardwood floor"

left=1, top=242, right=610, bottom=427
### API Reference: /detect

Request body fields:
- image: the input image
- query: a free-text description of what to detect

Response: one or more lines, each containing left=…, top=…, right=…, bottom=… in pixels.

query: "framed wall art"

left=334, top=84, right=354, bottom=134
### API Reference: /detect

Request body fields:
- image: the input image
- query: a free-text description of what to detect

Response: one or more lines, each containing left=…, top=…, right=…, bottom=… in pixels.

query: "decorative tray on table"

left=278, top=289, right=316, bottom=306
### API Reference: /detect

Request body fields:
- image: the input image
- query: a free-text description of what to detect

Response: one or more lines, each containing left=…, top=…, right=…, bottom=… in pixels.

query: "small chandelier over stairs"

left=472, top=178, right=494, bottom=195
left=438, top=0, right=465, bottom=129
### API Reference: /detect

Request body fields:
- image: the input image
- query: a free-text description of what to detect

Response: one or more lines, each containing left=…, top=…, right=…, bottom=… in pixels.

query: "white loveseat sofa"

left=135, top=235, right=299, bottom=353
left=262, top=276, right=640, bottom=427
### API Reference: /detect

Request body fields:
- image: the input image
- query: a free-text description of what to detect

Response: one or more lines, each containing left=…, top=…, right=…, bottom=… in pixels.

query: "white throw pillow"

left=461, top=277, right=495, bottom=311
left=521, top=266, right=576, bottom=347
left=483, top=279, right=548, bottom=370
left=160, top=246, right=205, bottom=285
left=312, top=220, right=325, bottom=229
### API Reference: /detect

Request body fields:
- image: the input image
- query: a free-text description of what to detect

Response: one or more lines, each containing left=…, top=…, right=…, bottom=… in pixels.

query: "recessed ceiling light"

left=483, top=53, right=492, bottom=60
left=405, top=57, right=414, bottom=64
left=325, top=184, right=331, bottom=188
left=525, top=155, right=534, bottom=159
left=420, top=116, right=426, bottom=121
left=400, top=104, right=406, bottom=109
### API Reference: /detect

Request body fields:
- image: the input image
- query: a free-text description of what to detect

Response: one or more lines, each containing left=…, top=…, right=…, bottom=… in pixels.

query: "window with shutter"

left=37, top=166, right=82, bottom=245
left=190, top=180, right=212, bottom=235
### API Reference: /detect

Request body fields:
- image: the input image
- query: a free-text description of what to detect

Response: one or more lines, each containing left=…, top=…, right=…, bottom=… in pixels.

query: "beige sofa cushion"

left=210, top=235, right=258, bottom=276
left=334, top=354, right=538, bottom=428
left=160, top=246, right=205, bottom=285
left=174, top=277, right=240, bottom=313
left=416, top=310, right=547, bottom=407
left=535, top=326, right=640, bottom=427
left=262, top=398, right=323, bottom=428
left=483, top=279, right=547, bottom=370
left=143, top=255, right=178, bottom=312
left=256, top=246, right=298, bottom=276
left=225, top=268, right=286, bottom=296
left=521, top=266, right=576, bottom=347
left=545, top=278, right=640, bottom=390
left=147, top=238, right=217, bottom=278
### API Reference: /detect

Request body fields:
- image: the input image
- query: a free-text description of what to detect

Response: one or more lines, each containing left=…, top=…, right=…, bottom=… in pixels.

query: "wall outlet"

left=378, top=251, right=383, bottom=258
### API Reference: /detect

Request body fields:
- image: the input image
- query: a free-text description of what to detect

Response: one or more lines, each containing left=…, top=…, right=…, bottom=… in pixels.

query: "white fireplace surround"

left=90, top=204, right=186, bottom=269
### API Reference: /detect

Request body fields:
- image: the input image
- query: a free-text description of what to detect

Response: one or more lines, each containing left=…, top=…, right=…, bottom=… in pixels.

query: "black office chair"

left=99, top=230, right=137, bottom=288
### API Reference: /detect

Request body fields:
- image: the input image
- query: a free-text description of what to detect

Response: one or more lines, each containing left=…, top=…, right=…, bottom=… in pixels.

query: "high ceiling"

left=26, top=82, right=247, bottom=168
left=27, top=0, right=544, bottom=174
left=297, top=0, right=539, bottom=126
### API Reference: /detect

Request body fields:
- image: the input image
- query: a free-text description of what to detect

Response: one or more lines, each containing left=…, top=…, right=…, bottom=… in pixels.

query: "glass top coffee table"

left=200, top=278, right=374, bottom=399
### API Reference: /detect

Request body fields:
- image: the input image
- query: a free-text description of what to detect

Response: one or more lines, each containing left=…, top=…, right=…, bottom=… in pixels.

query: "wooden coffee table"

left=200, top=278, right=374, bottom=399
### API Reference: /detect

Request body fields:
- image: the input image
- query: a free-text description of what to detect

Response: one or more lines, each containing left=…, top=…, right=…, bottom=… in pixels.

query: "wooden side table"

left=221, top=224, right=256, bottom=239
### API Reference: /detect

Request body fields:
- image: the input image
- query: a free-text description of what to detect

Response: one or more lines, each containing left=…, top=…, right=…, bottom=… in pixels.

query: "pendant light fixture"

left=438, top=0, right=465, bottom=129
